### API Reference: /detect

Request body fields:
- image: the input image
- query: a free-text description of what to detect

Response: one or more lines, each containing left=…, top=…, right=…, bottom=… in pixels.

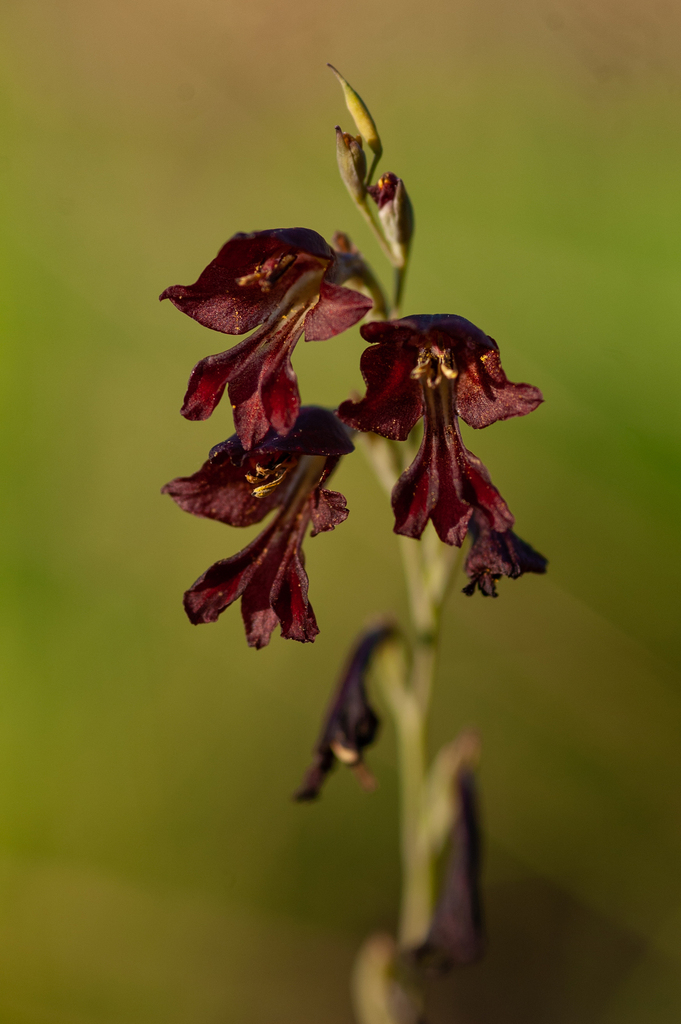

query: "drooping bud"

left=336, top=126, right=368, bottom=203
left=328, top=65, right=383, bottom=166
left=368, top=173, right=414, bottom=269
left=294, top=621, right=395, bottom=801
left=415, top=768, right=484, bottom=971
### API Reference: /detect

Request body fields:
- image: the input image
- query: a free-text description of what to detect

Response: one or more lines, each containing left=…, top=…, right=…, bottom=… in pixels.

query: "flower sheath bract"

left=160, top=228, right=372, bottom=449
left=162, top=407, right=353, bottom=648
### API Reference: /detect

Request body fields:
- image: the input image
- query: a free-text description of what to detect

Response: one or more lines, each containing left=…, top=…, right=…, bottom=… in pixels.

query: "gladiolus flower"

left=338, top=315, right=543, bottom=545
left=162, top=407, right=353, bottom=648
left=161, top=229, right=372, bottom=449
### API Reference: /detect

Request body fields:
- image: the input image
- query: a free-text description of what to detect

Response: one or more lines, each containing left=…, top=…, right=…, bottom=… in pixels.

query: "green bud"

left=328, top=65, right=383, bottom=162
left=335, top=126, right=367, bottom=203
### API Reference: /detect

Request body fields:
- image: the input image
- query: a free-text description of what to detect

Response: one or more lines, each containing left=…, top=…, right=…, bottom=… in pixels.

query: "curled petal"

left=309, top=487, right=349, bottom=536
left=304, top=278, right=372, bottom=341
left=454, top=345, right=543, bottom=429
left=337, top=341, right=423, bottom=440
left=160, top=228, right=333, bottom=335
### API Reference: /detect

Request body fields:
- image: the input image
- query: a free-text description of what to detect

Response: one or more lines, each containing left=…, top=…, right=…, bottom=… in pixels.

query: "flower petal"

left=162, top=455, right=281, bottom=527
left=392, top=391, right=513, bottom=545
left=463, top=511, right=547, bottom=597
left=337, top=340, right=423, bottom=440
left=160, top=228, right=333, bottom=335
left=454, top=344, right=543, bottom=428
left=303, top=278, right=372, bottom=341
left=182, top=524, right=275, bottom=625
left=210, top=406, right=354, bottom=464
left=309, top=487, right=349, bottom=536
left=181, top=311, right=306, bottom=448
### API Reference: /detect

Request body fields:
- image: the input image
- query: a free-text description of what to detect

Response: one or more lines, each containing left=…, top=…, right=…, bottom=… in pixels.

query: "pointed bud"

left=294, top=621, right=395, bottom=801
left=368, top=173, right=414, bottom=269
left=336, top=126, right=368, bottom=203
left=328, top=65, right=383, bottom=162
left=415, top=768, right=484, bottom=971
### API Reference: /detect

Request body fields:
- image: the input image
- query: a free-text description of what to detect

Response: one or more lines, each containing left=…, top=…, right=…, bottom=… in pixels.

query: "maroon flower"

left=295, top=622, right=394, bottom=801
left=160, top=228, right=373, bottom=449
left=338, top=315, right=543, bottom=545
left=415, top=768, right=484, bottom=971
left=162, top=407, right=353, bottom=648
left=463, top=511, right=548, bottom=597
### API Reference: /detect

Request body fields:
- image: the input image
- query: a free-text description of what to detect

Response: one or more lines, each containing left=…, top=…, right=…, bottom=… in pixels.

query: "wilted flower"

left=161, top=229, right=372, bottom=449
left=295, top=622, right=394, bottom=801
left=415, top=768, right=484, bottom=971
left=463, top=511, right=548, bottom=597
left=162, top=407, right=353, bottom=648
left=338, top=315, right=543, bottom=545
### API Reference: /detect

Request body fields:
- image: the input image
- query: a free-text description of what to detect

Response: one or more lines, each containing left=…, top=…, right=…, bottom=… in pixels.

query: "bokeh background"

left=1, top=0, right=680, bottom=1020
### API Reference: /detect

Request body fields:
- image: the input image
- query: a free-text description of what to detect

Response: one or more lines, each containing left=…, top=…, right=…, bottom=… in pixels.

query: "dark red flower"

left=338, top=315, right=543, bottom=545
left=415, top=768, right=484, bottom=971
left=463, top=511, right=548, bottom=597
left=162, top=407, right=353, bottom=648
left=160, top=228, right=373, bottom=449
left=294, top=622, right=394, bottom=801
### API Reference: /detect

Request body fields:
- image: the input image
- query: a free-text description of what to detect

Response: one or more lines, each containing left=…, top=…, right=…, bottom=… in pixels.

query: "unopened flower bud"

left=335, top=126, right=367, bottom=203
left=328, top=65, right=383, bottom=163
left=368, top=173, right=414, bottom=269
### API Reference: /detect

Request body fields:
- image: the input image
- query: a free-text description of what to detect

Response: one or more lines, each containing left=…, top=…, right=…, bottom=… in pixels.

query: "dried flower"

left=415, top=768, right=484, bottom=971
left=161, top=229, right=372, bottom=449
left=162, top=407, right=353, bottom=648
left=295, top=622, right=394, bottom=801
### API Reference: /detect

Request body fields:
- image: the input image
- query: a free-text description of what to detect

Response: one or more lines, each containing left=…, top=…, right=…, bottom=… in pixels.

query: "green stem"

left=356, top=199, right=399, bottom=268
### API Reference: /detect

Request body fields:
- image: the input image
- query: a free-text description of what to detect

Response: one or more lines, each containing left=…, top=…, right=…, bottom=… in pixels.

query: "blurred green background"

left=1, top=0, right=680, bottom=1020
